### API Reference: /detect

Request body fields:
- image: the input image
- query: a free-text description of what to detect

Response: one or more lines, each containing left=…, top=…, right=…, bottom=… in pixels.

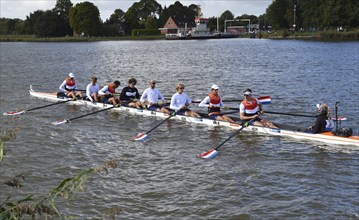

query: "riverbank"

left=1, top=30, right=358, bottom=42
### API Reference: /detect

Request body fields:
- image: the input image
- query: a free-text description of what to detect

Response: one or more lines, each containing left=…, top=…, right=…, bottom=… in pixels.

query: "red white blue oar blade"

left=132, top=133, right=149, bottom=141
left=258, top=96, right=271, bottom=105
left=50, top=119, right=68, bottom=126
left=199, top=149, right=219, bottom=159
left=3, top=110, right=25, bottom=116
left=332, top=116, right=347, bottom=121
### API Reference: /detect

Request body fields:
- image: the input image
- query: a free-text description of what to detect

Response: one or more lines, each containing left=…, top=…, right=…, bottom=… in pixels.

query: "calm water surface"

left=0, top=39, right=358, bottom=219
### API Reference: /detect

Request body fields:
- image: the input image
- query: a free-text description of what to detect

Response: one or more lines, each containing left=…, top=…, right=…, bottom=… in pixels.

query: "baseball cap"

left=69, top=73, right=75, bottom=78
left=211, top=84, right=219, bottom=90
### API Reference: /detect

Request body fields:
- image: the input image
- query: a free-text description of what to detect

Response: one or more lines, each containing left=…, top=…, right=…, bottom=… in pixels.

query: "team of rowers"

left=59, top=72, right=278, bottom=128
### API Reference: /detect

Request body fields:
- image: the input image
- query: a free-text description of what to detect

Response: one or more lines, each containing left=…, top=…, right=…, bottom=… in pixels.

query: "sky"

left=0, top=0, right=273, bottom=21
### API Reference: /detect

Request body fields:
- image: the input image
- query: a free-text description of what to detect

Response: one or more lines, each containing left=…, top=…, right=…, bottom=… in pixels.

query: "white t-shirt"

left=86, top=83, right=100, bottom=101
left=170, top=92, right=192, bottom=111
left=140, top=88, right=164, bottom=106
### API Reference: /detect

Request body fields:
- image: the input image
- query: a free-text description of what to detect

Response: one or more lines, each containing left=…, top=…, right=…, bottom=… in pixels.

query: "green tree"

left=104, top=9, right=125, bottom=36
left=53, top=0, right=73, bottom=35
left=23, top=10, right=65, bottom=37
left=68, top=1, right=102, bottom=36
left=145, top=16, right=157, bottom=29
left=0, top=18, right=23, bottom=34
left=266, top=0, right=291, bottom=29
left=124, top=0, right=162, bottom=33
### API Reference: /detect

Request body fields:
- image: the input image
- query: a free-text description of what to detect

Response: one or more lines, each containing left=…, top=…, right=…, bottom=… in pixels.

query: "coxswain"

left=199, top=84, right=235, bottom=123
left=307, top=103, right=333, bottom=133
left=86, top=76, right=100, bottom=102
left=120, top=78, right=146, bottom=108
left=98, top=80, right=120, bottom=105
left=59, top=72, right=83, bottom=99
left=239, top=89, right=277, bottom=128
left=170, top=83, right=201, bottom=118
left=140, top=79, right=169, bottom=114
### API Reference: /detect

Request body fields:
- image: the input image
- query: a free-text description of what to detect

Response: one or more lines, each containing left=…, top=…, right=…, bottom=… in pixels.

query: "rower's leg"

left=160, top=107, right=169, bottom=114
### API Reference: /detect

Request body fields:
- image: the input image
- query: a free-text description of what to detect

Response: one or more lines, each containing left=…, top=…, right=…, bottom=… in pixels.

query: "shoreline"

left=1, top=31, right=358, bottom=42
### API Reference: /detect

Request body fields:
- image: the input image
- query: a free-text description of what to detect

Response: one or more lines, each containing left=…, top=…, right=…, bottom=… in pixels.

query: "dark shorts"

left=242, top=117, right=262, bottom=125
left=176, top=109, right=191, bottom=116
left=148, top=104, right=163, bottom=111
left=209, top=114, right=223, bottom=120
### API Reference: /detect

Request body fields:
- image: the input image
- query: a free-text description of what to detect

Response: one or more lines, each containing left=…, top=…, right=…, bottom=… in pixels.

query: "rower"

left=59, top=72, right=83, bottom=99
left=170, top=83, right=201, bottom=118
left=239, top=89, right=277, bottom=128
left=98, top=80, right=120, bottom=105
left=86, top=76, right=100, bottom=102
left=140, top=79, right=169, bottom=114
left=199, top=84, right=235, bottom=123
left=120, top=78, right=146, bottom=108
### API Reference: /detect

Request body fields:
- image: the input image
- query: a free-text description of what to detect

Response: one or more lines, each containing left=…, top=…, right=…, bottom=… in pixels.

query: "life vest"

left=107, top=83, right=116, bottom=94
left=241, top=97, right=259, bottom=116
left=208, top=92, right=221, bottom=115
left=65, top=77, right=76, bottom=90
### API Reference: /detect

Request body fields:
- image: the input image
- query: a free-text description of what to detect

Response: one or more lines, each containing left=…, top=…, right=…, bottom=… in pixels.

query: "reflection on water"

left=0, top=39, right=358, bottom=219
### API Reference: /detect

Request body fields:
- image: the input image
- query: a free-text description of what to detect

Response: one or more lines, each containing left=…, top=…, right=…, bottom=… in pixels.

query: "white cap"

left=211, top=84, right=219, bottom=90
left=69, top=73, right=75, bottom=78
left=243, top=91, right=252, bottom=95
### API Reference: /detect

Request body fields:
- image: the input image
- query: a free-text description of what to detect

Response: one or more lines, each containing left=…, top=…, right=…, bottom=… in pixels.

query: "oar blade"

left=132, top=133, right=149, bottom=141
left=50, top=119, right=68, bottom=126
left=3, top=110, right=25, bottom=116
left=199, top=149, right=219, bottom=159
left=332, top=116, right=347, bottom=121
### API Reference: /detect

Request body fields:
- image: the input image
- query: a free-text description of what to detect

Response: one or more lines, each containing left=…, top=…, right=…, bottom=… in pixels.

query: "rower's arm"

left=59, top=80, right=66, bottom=92
left=86, top=84, right=93, bottom=102
left=198, top=96, right=210, bottom=107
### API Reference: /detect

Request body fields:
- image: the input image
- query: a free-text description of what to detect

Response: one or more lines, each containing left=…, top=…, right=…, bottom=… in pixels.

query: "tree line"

left=0, top=0, right=358, bottom=37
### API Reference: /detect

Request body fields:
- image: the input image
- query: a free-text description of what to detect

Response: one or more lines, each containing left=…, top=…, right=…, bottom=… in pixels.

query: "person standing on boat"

left=140, top=79, right=169, bottom=114
left=120, top=78, right=146, bottom=108
left=98, top=80, right=121, bottom=105
left=170, top=83, right=201, bottom=118
left=199, top=84, right=235, bottom=123
left=59, top=72, right=83, bottom=99
left=239, top=89, right=277, bottom=128
left=307, top=103, right=333, bottom=133
left=86, top=76, right=100, bottom=102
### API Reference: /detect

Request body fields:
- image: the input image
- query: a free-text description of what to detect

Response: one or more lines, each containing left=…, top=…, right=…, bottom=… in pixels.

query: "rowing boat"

left=28, top=86, right=359, bottom=147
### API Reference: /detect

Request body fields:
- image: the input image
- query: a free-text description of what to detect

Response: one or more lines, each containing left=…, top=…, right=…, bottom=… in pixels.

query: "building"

left=160, top=16, right=196, bottom=35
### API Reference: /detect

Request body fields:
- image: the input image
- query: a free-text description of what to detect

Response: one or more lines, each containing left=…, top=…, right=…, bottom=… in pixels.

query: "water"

left=0, top=39, right=358, bottom=219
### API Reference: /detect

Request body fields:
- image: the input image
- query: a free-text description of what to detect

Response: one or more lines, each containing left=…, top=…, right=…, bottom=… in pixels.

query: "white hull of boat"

left=29, top=87, right=359, bottom=147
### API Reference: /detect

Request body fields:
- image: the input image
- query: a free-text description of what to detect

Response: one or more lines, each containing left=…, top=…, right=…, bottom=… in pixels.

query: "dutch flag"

left=258, top=96, right=271, bottom=105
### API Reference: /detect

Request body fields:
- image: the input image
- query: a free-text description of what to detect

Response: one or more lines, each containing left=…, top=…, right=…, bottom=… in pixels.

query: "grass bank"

left=260, top=30, right=359, bottom=40
left=0, top=35, right=165, bottom=42
left=1, top=30, right=358, bottom=42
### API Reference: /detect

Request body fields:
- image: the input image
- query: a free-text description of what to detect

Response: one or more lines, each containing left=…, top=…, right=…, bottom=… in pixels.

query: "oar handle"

left=27, top=99, right=72, bottom=112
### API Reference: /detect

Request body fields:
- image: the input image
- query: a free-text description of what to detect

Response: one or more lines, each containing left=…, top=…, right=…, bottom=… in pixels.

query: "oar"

left=199, top=117, right=257, bottom=159
left=50, top=105, right=119, bottom=125
left=132, top=113, right=176, bottom=141
left=164, top=95, right=271, bottom=104
left=3, top=99, right=75, bottom=116
left=227, top=108, right=347, bottom=121
left=78, top=89, right=121, bottom=96
left=227, top=108, right=316, bottom=118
